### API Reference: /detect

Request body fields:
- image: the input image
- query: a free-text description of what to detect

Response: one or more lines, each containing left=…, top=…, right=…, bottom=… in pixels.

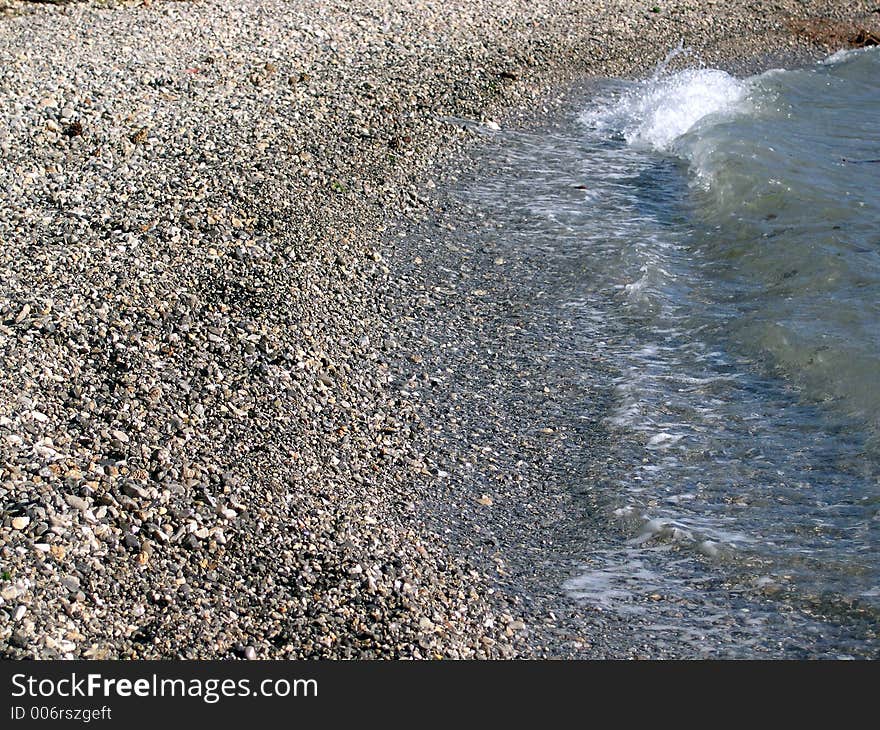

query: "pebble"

left=1, top=585, right=24, bottom=601
left=65, top=494, right=89, bottom=511
left=122, top=482, right=149, bottom=500
left=111, top=430, right=130, bottom=444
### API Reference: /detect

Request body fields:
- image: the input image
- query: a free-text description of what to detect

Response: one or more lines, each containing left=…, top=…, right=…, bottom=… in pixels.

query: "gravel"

left=0, top=0, right=874, bottom=659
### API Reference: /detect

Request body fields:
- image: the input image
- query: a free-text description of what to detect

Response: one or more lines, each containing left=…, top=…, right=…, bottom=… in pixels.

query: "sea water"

left=454, top=47, right=880, bottom=655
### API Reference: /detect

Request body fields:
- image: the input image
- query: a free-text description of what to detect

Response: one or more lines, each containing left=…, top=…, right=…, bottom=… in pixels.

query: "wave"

left=581, top=47, right=880, bottom=448
left=582, top=67, right=751, bottom=152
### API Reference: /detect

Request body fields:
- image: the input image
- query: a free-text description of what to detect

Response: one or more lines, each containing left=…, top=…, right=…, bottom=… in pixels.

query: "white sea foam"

left=563, top=554, right=663, bottom=614
left=821, top=47, right=863, bottom=66
left=583, top=68, right=751, bottom=152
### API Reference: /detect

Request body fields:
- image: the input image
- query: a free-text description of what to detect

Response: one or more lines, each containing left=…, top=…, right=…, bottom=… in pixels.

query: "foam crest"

left=584, top=68, right=750, bottom=152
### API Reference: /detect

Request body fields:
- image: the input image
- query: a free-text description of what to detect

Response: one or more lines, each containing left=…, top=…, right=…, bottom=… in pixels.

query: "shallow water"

left=453, top=48, right=880, bottom=656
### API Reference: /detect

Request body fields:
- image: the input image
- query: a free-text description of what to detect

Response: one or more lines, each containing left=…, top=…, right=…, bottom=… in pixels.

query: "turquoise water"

left=457, top=48, right=880, bottom=654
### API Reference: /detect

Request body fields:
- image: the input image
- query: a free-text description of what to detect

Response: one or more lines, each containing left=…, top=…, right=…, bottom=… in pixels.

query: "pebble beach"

left=1, top=0, right=876, bottom=659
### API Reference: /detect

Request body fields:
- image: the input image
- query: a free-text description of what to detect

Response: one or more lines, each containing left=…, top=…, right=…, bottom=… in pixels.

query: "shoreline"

left=0, top=1, right=876, bottom=659
left=403, top=57, right=880, bottom=658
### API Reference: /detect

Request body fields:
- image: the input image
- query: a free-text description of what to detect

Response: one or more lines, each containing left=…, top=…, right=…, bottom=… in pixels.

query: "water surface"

left=454, top=47, right=880, bottom=656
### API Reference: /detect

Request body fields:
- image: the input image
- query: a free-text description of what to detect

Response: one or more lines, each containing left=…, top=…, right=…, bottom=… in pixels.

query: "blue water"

left=455, top=47, right=880, bottom=655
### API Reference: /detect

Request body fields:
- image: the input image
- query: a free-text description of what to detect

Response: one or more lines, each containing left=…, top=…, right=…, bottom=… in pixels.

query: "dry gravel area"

left=0, top=0, right=874, bottom=659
